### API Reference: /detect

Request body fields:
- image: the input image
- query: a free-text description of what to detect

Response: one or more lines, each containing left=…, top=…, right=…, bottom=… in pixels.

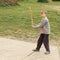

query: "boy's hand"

left=32, top=23, right=34, bottom=28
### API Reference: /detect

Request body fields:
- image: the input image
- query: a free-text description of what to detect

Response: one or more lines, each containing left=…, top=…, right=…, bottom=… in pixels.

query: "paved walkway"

left=0, top=38, right=59, bottom=60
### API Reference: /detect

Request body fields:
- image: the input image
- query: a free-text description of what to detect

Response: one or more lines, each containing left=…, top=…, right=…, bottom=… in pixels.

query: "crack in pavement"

left=22, top=51, right=35, bottom=60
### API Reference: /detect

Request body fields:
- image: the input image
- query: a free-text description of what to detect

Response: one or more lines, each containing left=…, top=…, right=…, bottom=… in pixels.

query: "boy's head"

left=41, top=10, right=47, bottom=17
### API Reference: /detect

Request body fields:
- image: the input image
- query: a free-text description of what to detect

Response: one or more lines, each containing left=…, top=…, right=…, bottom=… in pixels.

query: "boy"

left=32, top=10, right=50, bottom=54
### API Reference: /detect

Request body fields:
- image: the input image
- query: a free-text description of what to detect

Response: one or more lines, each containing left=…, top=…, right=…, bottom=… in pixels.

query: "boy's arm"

left=32, top=19, right=47, bottom=28
left=32, top=23, right=41, bottom=28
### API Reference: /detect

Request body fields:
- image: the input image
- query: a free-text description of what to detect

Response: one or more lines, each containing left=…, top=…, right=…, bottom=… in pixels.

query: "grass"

left=0, top=1, right=60, bottom=45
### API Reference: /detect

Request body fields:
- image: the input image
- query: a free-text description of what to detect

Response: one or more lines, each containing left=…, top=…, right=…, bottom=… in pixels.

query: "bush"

left=0, top=0, right=18, bottom=5
left=38, top=0, right=52, bottom=2
left=53, top=0, right=60, bottom=1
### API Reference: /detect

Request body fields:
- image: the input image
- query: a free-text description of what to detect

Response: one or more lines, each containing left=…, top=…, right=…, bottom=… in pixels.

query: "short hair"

left=41, top=10, right=47, bottom=14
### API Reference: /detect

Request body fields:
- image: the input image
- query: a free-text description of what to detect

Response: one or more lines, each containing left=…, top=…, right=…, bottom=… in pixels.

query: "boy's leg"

left=43, top=34, right=50, bottom=52
left=36, top=34, right=44, bottom=51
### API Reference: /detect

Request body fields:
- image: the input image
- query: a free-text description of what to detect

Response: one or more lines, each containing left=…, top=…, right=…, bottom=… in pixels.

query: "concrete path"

left=0, top=38, right=59, bottom=60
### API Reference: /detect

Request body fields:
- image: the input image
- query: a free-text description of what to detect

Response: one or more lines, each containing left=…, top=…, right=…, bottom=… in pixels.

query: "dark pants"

left=36, top=34, right=50, bottom=52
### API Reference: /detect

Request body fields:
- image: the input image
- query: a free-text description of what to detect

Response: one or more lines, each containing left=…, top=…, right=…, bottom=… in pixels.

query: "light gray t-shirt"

left=34, top=17, right=50, bottom=34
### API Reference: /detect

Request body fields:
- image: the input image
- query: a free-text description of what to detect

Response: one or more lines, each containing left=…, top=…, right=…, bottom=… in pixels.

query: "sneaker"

left=44, top=51, right=50, bottom=55
left=33, top=49, right=39, bottom=52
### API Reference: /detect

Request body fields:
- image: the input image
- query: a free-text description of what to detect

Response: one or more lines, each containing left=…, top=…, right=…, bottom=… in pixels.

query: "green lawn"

left=0, top=1, right=60, bottom=45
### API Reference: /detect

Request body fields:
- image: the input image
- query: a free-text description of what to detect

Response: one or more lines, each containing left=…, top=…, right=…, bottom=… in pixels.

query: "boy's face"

left=41, top=12, right=46, bottom=17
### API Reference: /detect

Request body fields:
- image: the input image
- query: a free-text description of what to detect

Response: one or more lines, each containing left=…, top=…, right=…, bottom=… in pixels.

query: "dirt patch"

left=45, top=5, right=60, bottom=11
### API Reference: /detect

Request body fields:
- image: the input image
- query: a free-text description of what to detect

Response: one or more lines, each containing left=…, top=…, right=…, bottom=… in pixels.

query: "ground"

left=0, top=37, right=60, bottom=60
